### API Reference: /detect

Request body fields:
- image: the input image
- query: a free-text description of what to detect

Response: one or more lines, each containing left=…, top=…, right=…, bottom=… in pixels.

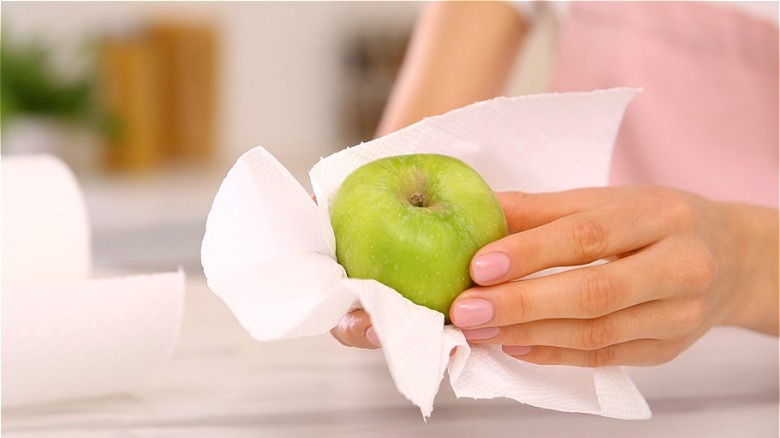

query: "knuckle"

left=653, top=187, right=697, bottom=228
left=581, top=318, right=616, bottom=350
left=570, top=219, right=608, bottom=261
left=590, top=347, right=617, bottom=367
left=545, top=347, right=565, bottom=365
left=505, top=323, right=532, bottom=345
left=676, top=244, right=719, bottom=296
left=688, top=247, right=718, bottom=289
left=679, top=299, right=708, bottom=328
left=508, top=288, right=530, bottom=323
left=581, top=272, right=618, bottom=317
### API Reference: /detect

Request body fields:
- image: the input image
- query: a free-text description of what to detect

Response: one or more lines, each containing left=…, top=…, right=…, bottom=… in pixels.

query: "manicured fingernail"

left=471, top=252, right=510, bottom=283
left=503, top=345, right=532, bottom=356
left=462, top=327, right=500, bottom=341
left=365, top=326, right=381, bottom=347
left=452, top=298, right=494, bottom=328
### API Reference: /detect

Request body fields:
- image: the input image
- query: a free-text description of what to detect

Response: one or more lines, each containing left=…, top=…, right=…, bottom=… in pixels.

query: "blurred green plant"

left=1, top=36, right=116, bottom=139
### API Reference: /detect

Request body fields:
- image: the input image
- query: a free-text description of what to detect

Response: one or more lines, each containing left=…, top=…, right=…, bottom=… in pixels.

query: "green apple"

left=329, top=153, right=508, bottom=318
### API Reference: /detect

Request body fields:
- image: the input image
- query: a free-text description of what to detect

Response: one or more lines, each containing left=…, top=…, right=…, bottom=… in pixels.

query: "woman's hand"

left=454, top=187, right=778, bottom=366
left=330, top=186, right=779, bottom=367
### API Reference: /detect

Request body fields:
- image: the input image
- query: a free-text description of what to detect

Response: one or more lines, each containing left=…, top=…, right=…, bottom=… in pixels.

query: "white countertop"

left=3, top=274, right=778, bottom=437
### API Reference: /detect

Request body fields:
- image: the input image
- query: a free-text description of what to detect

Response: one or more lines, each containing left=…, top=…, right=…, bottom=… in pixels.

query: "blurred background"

left=1, top=1, right=553, bottom=276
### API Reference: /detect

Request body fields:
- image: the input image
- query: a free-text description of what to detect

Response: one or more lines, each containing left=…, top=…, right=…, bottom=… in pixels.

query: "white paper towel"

left=201, top=89, right=652, bottom=420
left=1, top=154, right=185, bottom=408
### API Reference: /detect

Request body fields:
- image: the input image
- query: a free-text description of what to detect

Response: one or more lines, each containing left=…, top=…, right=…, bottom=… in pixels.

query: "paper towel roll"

left=1, top=154, right=185, bottom=408
left=1, top=154, right=91, bottom=286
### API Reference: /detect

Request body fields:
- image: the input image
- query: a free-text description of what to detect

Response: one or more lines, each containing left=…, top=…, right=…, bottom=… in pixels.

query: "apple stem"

left=410, top=192, right=427, bottom=207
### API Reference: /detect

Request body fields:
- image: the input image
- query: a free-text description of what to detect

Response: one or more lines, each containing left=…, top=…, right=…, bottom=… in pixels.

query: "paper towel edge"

left=307, top=87, right=642, bottom=211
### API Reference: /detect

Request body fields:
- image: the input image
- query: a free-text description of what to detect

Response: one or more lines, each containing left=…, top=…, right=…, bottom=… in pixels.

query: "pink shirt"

left=547, top=2, right=779, bottom=208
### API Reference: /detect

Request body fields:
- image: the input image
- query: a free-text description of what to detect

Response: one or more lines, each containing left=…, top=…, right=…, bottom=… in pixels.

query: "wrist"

left=716, top=201, right=779, bottom=335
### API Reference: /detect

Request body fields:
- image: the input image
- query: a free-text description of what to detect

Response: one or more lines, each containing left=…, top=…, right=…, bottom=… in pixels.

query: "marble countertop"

left=3, top=274, right=778, bottom=437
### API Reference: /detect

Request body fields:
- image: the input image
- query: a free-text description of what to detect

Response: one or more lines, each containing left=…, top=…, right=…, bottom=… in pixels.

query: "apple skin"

left=329, top=153, right=508, bottom=318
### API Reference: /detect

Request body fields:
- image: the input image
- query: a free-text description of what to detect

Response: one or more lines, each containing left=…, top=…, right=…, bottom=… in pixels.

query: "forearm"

left=718, top=201, right=779, bottom=335
left=376, top=1, right=528, bottom=136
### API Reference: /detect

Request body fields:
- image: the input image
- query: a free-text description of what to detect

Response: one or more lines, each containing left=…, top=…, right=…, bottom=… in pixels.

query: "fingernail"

left=452, top=298, right=494, bottom=328
left=365, top=326, right=381, bottom=347
left=462, top=327, right=500, bottom=341
left=503, top=345, right=532, bottom=356
left=471, top=252, right=510, bottom=283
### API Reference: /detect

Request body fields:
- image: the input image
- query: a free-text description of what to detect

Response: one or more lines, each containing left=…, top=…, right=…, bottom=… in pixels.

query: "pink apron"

left=548, top=2, right=779, bottom=208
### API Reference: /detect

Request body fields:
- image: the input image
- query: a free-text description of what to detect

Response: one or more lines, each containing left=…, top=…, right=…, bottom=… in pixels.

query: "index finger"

left=496, top=187, right=631, bottom=233
left=475, top=188, right=666, bottom=285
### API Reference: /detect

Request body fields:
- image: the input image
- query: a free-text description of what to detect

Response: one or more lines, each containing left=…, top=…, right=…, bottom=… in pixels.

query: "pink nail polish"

left=471, top=252, right=510, bottom=283
left=452, top=298, right=494, bottom=328
left=365, top=326, right=381, bottom=347
left=463, top=327, right=500, bottom=341
left=503, top=345, right=532, bottom=356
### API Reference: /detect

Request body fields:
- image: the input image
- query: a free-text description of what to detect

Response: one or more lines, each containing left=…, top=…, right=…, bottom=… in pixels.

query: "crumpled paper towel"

left=201, top=88, right=652, bottom=420
left=1, top=155, right=185, bottom=408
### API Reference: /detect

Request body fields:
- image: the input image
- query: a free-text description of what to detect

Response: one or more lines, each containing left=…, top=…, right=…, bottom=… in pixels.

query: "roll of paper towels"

left=1, top=154, right=185, bottom=408
left=2, top=154, right=91, bottom=286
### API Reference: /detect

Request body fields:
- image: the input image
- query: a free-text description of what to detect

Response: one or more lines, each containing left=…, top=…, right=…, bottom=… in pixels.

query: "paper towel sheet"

left=1, top=155, right=185, bottom=408
left=201, top=89, right=652, bottom=419
left=1, top=271, right=185, bottom=407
